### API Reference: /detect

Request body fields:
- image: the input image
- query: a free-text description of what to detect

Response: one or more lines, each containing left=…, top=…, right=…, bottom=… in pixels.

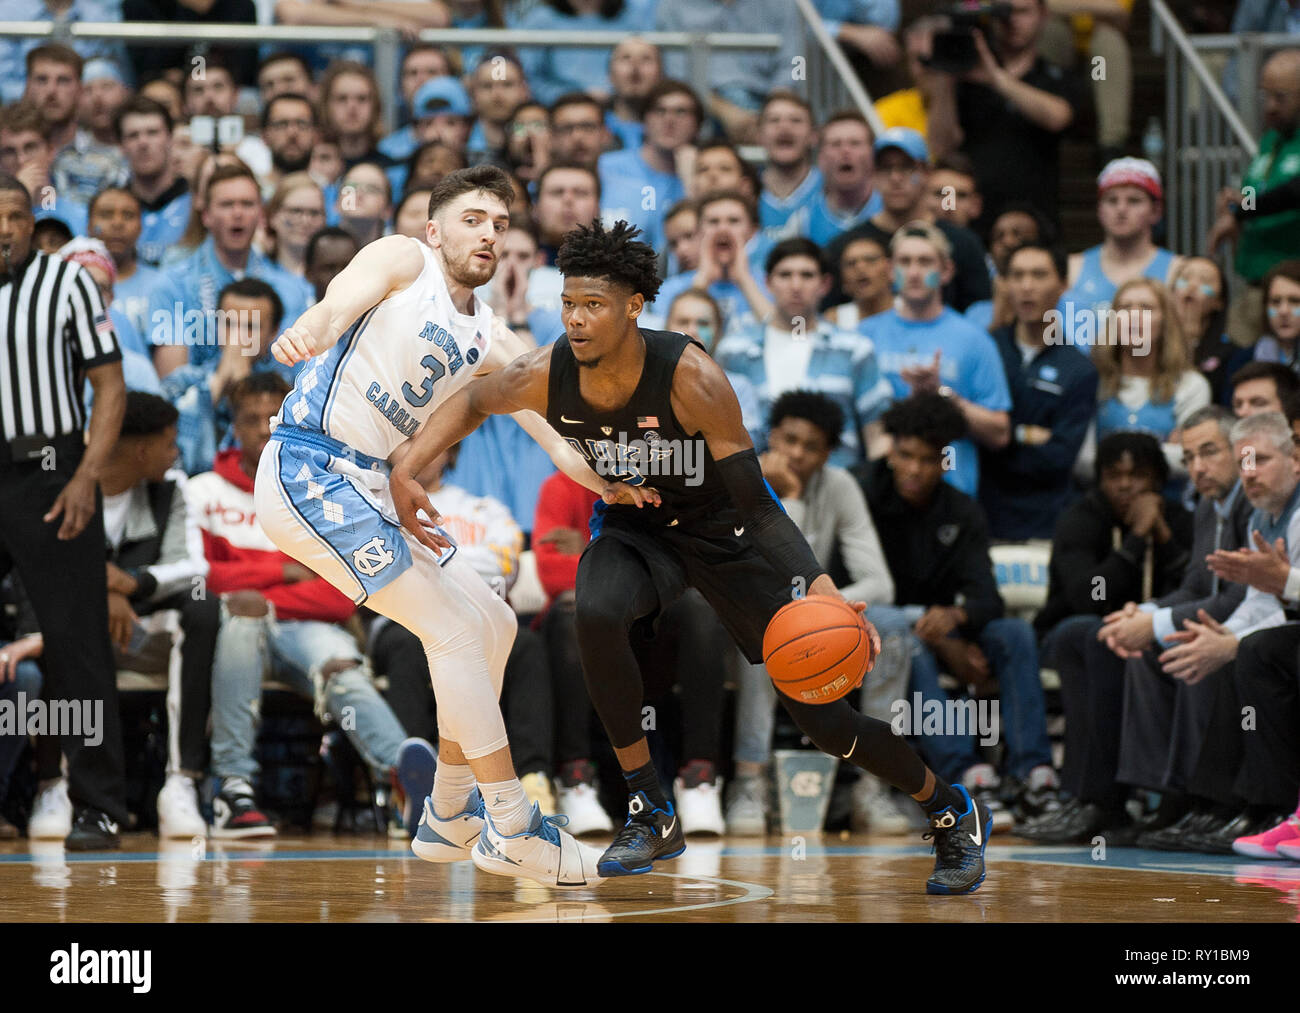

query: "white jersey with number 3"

left=276, top=237, right=494, bottom=459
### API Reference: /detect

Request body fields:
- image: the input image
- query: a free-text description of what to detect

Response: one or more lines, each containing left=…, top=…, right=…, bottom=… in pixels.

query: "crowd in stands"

left=4, top=0, right=1300, bottom=862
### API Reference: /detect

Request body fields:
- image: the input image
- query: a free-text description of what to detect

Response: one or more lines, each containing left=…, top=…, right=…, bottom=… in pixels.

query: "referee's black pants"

left=0, top=441, right=127, bottom=824
left=1233, top=623, right=1300, bottom=811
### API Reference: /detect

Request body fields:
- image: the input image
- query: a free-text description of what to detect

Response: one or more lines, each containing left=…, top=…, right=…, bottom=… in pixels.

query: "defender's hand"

left=600, top=481, right=662, bottom=509
left=390, top=469, right=453, bottom=555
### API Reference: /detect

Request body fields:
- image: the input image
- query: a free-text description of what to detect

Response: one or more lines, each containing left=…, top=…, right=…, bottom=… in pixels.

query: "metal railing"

left=0, top=10, right=880, bottom=133
left=1149, top=0, right=1257, bottom=256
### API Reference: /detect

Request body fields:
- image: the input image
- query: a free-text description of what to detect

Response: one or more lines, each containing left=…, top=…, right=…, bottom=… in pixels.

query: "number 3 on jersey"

left=401, top=353, right=446, bottom=408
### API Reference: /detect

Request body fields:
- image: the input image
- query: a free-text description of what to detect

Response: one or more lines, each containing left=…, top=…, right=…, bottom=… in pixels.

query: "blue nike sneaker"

left=412, top=790, right=484, bottom=863
left=597, top=791, right=686, bottom=877
left=395, top=737, right=438, bottom=839
left=923, top=784, right=992, bottom=895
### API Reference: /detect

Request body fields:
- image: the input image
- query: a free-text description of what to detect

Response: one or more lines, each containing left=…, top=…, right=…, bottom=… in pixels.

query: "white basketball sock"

left=431, top=762, right=477, bottom=820
left=480, top=777, right=533, bottom=836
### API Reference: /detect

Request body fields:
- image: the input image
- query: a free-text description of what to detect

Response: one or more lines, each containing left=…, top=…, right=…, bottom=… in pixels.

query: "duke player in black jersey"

left=392, top=221, right=992, bottom=894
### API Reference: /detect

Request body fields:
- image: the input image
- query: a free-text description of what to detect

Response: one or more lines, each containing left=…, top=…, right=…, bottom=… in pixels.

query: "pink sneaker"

left=1276, top=839, right=1300, bottom=861
left=1233, top=815, right=1300, bottom=858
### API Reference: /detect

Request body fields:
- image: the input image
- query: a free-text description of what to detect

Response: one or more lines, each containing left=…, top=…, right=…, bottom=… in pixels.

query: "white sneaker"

left=472, top=804, right=603, bottom=889
left=157, top=774, right=207, bottom=839
left=673, top=777, right=725, bottom=836
left=520, top=772, right=557, bottom=816
left=411, top=792, right=484, bottom=863
left=724, top=775, right=768, bottom=836
left=28, top=779, right=72, bottom=839
left=555, top=781, right=613, bottom=836
left=850, top=773, right=912, bottom=835
left=962, top=763, right=1014, bottom=834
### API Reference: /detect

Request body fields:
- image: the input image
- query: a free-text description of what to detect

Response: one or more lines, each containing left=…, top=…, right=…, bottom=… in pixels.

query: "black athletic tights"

left=574, top=537, right=928, bottom=795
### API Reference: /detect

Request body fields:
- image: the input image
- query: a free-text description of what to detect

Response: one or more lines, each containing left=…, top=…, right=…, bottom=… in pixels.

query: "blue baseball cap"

left=874, top=127, right=929, bottom=165
left=413, top=77, right=471, bottom=120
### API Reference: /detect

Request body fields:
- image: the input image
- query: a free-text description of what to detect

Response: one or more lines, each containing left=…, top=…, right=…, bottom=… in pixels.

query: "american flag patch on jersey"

left=637, top=416, right=658, bottom=428
left=94, top=311, right=113, bottom=337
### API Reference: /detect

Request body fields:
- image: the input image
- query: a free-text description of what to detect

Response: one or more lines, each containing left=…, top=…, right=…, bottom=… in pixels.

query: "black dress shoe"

left=1189, top=810, right=1290, bottom=855
left=1024, top=801, right=1117, bottom=844
left=1136, top=809, right=1226, bottom=851
left=1014, top=797, right=1081, bottom=839
left=65, top=807, right=121, bottom=851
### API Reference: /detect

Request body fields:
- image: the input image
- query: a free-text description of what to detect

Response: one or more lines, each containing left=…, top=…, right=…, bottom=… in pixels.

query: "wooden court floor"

left=1, top=832, right=1297, bottom=922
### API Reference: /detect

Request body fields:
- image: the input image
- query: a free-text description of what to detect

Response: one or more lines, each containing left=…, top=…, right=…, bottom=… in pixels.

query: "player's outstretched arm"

left=672, top=346, right=878, bottom=646
left=271, top=236, right=425, bottom=367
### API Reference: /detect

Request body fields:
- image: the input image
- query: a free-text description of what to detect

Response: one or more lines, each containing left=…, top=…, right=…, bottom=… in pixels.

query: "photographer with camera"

left=924, top=0, right=1083, bottom=237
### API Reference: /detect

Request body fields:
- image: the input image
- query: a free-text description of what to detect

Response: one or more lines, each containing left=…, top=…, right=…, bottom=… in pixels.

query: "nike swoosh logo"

left=968, top=797, right=983, bottom=848
left=560, top=415, right=584, bottom=424
left=840, top=736, right=857, bottom=760
left=734, top=526, right=744, bottom=536
left=662, top=818, right=677, bottom=838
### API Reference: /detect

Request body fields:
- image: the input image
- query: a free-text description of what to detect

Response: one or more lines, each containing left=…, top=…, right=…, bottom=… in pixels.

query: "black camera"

left=925, top=2, right=1015, bottom=75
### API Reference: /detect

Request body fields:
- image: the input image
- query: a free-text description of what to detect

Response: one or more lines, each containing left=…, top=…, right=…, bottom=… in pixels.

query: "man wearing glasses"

left=262, top=93, right=318, bottom=193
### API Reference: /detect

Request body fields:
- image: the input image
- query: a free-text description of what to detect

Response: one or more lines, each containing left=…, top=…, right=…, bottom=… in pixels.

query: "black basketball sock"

left=624, top=763, right=668, bottom=812
left=917, top=780, right=965, bottom=817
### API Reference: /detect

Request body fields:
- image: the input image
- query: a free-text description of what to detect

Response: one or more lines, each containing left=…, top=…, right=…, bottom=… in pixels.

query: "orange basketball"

left=762, top=595, right=874, bottom=704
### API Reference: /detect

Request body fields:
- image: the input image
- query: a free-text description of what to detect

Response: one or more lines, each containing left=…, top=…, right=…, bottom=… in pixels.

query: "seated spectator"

left=1174, top=256, right=1249, bottom=405
left=688, top=140, right=758, bottom=201
left=1023, top=407, right=1250, bottom=844
left=88, top=186, right=163, bottom=341
left=964, top=202, right=1053, bottom=333
left=27, top=45, right=128, bottom=207
left=79, top=59, right=132, bottom=151
left=530, top=470, right=616, bottom=834
left=188, top=372, right=434, bottom=836
left=1038, top=0, right=1133, bottom=158
left=606, top=38, right=661, bottom=151
left=1135, top=411, right=1300, bottom=853
left=94, top=391, right=220, bottom=839
left=825, top=128, right=991, bottom=312
left=664, top=287, right=763, bottom=443
left=376, top=45, right=454, bottom=162
left=663, top=198, right=699, bottom=276
left=304, top=225, right=359, bottom=303
left=927, top=153, right=983, bottom=231
left=730, top=390, right=898, bottom=835
left=1253, top=260, right=1300, bottom=370
left=0, top=100, right=88, bottom=236
left=163, top=149, right=252, bottom=265
left=163, top=277, right=290, bottom=475
left=116, top=97, right=192, bottom=267
left=597, top=79, right=699, bottom=254
left=651, top=189, right=771, bottom=331
left=0, top=3, right=132, bottom=105
left=388, top=80, right=473, bottom=197
left=925, top=0, right=1082, bottom=234
left=394, top=187, right=434, bottom=240
left=532, top=162, right=601, bottom=266
left=548, top=92, right=610, bottom=170
left=714, top=238, right=892, bottom=465
left=503, top=100, right=551, bottom=187
left=656, top=0, right=802, bottom=142
left=756, top=91, right=820, bottom=241
left=256, top=51, right=317, bottom=107
left=1036, top=431, right=1194, bottom=640
left=482, top=222, right=543, bottom=341
left=264, top=172, right=326, bottom=279
left=318, top=61, right=391, bottom=169
left=308, top=129, right=345, bottom=194
left=467, top=51, right=531, bottom=168
left=858, top=393, right=1059, bottom=832
left=1074, top=278, right=1212, bottom=483
left=825, top=233, right=893, bottom=331
left=1062, top=158, right=1180, bottom=320
left=1231, top=360, right=1300, bottom=419
left=261, top=93, right=319, bottom=194
left=784, top=111, right=883, bottom=247
left=860, top=221, right=1011, bottom=495
left=148, top=164, right=313, bottom=378
left=180, top=49, right=271, bottom=178
left=515, top=0, right=658, bottom=106
left=980, top=242, right=1098, bottom=541
left=1208, top=49, right=1300, bottom=346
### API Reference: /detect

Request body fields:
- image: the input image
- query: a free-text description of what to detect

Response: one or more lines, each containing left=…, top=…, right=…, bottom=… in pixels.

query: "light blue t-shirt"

left=114, top=262, right=163, bottom=340
left=138, top=187, right=192, bottom=267
left=861, top=306, right=1012, bottom=495
left=759, top=167, right=823, bottom=242
left=786, top=187, right=883, bottom=247
left=597, top=147, right=685, bottom=254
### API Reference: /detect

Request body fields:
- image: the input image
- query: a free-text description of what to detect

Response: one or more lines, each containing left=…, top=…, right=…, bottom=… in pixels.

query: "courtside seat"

left=989, top=541, right=1058, bottom=690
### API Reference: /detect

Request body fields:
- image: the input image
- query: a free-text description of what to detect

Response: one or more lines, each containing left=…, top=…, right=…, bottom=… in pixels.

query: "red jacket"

left=532, top=471, right=598, bottom=601
left=184, top=448, right=355, bottom=624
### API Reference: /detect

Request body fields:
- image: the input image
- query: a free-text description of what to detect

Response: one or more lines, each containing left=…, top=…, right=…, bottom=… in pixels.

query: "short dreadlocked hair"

left=768, top=389, right=844, bottom=450
left=881, top=393, right=968, bottom=453
left=555, top=219, right=662, bottom=303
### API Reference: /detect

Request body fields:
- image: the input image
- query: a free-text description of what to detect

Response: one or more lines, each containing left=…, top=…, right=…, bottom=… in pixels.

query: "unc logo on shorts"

left=352, top=536, right=395, bottom=576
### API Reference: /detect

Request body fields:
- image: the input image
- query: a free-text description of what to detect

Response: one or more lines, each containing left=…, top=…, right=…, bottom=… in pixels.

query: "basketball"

left=762, top=595, right=874, bottom=704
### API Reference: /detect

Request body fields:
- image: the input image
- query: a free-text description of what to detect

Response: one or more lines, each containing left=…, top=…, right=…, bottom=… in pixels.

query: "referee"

left=0, top=172, right=129, bottom=850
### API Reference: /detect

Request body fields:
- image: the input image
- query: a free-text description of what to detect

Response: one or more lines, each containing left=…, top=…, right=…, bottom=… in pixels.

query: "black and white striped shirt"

left=0, top=250, right=121, bottom=442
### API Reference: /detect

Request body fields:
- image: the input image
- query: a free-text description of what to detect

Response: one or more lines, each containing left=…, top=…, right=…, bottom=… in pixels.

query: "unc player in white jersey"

left=255, top=166, right=655, bottom=889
